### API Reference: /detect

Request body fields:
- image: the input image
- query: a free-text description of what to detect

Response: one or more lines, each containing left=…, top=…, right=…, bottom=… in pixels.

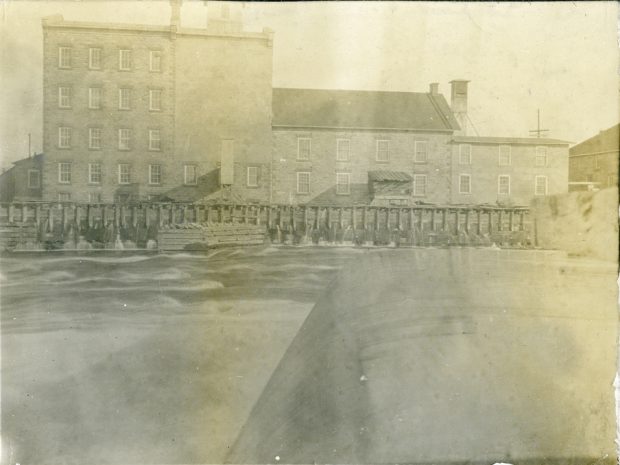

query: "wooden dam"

left=0, top=201, right=533, bottom=252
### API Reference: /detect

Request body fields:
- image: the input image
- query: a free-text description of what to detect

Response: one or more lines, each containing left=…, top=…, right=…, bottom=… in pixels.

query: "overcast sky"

left=1, top=1, right=618, bottom=169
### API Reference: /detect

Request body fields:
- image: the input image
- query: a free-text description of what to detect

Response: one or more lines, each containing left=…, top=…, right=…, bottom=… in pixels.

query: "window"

left=184, top=165, right=197, bottom=185
left=608, top=175, right=616, bottom=188
left=595, top=155, right=601, bottom=169
left=376, top=140, right=389, bottom=162
left=58, top=86, right=72, bottom=108
left=535, top=146, right=547, bottom=167
left=118, top=128, right=132, bottom=150
left=336, top=172, right=350, bottom=195
left=89, top=47, right=102, bottom=69
left=28, top=170, right=40, bottom=188
left=119, top=49, right=132, bottom=70
left=149, top=164, right=162, bottom=185
left=58, top=46, right=71, bottom=68
left=413, top=174, right=426, bottom=196
left=297, top=172, right=310, bottom=194
left=221, top=3, right=230, bottom=19
left=148, top=129, right=161, bottom=151
left=118, top=164, right=131, bottom=184
left=88, top=87, right=102, bottom=109
left=499, top=145, right=511, bottom=166
left=118, top=88, right=131, bottom=110
left=58, top=192, right=71, bottom=202
left=297, top=138, right=311, bottom=160
left=89, top=192, right=102, bottom=203
left=58, top=163, right=71, bottom=184
left=58, top=127, right=72, bottom=148
left=149, top=50, right=162, bottom=72
left=535, top=175, right=548, bottom=196
left=89, top=163, right=102, bottom=184
left=89, top=128, right=102, bottom=149
left=414, top=141, right=428, bottom=163
left=149, top=89, right=162, bottom=111
left=459, top=174, right=471, bottom=194
left=498, top=175, right=510, bottom=195
left=459, top=144, right=471, bottom=165
left=336, top=139, right=350, bottom=161
left=246, top=166, right=259, bottom=187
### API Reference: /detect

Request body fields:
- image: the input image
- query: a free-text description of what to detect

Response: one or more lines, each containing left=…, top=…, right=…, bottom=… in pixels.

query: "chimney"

left=450, top=80, right=469, bottom=136
left=429, top=83, right=439, bottom=95
left=206, top=2, right=243, bottom=33
left=170, top=0, right=182, bottom=28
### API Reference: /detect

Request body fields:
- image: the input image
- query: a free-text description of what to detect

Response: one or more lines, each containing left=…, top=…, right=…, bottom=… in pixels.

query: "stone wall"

left=42, top=23, right=175, bottom=202
left=272, top=129, right=452, bottom=205
left=451, top=142, right=568, bottom=206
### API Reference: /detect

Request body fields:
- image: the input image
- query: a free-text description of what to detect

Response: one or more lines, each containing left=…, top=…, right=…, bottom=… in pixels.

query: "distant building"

left=41, top=1, right=273, bottom=203
left=0, top=154, right=43, bottom=202
left=569, top=124, right=619, bottom=191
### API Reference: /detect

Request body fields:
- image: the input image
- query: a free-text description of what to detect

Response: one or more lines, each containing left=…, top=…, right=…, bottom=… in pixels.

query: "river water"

left=1, top=246, right=617, bottom=464
left=0, top=246, right=364, bottom=464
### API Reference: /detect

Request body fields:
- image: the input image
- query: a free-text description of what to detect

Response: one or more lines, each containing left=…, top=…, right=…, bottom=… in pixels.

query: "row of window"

left=57, top=87, right=163, bottom=111
left=57, top=127, right=162, bottom=151
left=52, top=163, right=262, bottom=188
left=457, top=174, right=549, bottom=196
left=58, top=46, right=162, bottom=72
left=56, top=163, right=197, bottom=186
left=32, top=165, right=549, bottom=198
left=295, top=138, right=550, bottom=167
left=459, top=144, right=548, bottom=167
left=296, top=138, right=430, bottom=163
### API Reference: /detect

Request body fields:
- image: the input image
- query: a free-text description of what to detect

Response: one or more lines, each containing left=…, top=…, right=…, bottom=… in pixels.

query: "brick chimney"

left=429, top=83, right=439, bottom=95
left=170, top=0, right=182, bottom=28
left=450, top=80, right=469, bottom=136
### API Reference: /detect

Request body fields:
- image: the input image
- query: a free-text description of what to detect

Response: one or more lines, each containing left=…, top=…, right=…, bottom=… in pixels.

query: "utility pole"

left=28, top=133, right=31, bottom=157
left=529, top=109, right=549, bottom=138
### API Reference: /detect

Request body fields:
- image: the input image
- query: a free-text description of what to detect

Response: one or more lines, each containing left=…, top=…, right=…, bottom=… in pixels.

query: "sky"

left=0, top=0, right=618, bottom=169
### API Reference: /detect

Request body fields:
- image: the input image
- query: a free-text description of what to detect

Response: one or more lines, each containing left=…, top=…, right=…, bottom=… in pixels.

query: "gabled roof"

left=452, top=136, right=569, bottom=146
left=272, top=88, right=460, bottom=132
left=368, top=171, right=412, bottom=182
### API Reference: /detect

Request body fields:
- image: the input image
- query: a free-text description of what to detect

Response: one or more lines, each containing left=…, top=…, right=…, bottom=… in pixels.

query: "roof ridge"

left=273, top=87, right=430, bottom=96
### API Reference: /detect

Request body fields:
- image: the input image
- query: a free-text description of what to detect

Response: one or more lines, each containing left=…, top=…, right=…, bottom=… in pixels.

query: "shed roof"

left=272, top=88, right=460, bottom=132
left=368, top=170, right=413, bottom=182
left=569, top=124, right=619, bottom=156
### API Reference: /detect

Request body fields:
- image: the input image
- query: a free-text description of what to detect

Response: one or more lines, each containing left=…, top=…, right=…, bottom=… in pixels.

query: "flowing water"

left=0, top=246, right=363, bottom=464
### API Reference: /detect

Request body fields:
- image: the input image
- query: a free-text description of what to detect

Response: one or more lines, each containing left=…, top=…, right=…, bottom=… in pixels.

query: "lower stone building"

left=450, top=136, right=569, bottom=206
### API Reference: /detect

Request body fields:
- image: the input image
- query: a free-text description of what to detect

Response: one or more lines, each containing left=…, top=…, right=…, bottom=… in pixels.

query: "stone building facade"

left=40, top=4, right=273, bottom=203
left=4, top=2, right=571, bottom=208
left=450, top=137, right=569, bottom=206
left=271, top=87, right=460, bottom=206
